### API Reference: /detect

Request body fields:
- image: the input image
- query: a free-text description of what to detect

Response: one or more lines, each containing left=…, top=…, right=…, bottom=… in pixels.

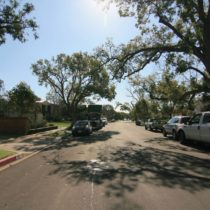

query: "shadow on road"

left=145, top=137, right=210, bottom=154
left=13, top=130, right=120, bottom=153
left=46, top=141, right=210, bottom=199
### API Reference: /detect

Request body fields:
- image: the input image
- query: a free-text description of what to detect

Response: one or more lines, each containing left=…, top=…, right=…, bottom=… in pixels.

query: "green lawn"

left=47, top=121, right=71, bottom=129
left=0, top=149, right=16, bottom=160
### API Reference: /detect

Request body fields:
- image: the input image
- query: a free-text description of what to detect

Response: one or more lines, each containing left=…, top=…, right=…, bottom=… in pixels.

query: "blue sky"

left=0, top=0, right=142, bottom=107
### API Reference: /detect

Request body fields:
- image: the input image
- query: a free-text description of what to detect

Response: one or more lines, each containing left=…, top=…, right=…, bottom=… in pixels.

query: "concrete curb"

left=0, top=147, right=48, bottom=172
left=0, top=129, right=69, bottom=172
left=0, top=140, right=65, bottom=172
left=0, top=153, right=24, bottom=168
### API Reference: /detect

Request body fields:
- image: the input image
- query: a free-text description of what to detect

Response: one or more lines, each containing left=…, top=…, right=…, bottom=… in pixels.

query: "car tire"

left=179, top=130, right=186, bottom=144
left=172, top=130, right=177, bottom=140
left=145, top=126, right=147, bottom=130
left=163, top=129, right=167, bottom=137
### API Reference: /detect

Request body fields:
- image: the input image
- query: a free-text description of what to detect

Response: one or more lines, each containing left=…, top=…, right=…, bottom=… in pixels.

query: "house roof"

left=35, top=100, right=51, bottom=105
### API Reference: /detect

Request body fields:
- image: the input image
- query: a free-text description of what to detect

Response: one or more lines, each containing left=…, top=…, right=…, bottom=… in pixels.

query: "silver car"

left=163, top=116, right=190, bottom=140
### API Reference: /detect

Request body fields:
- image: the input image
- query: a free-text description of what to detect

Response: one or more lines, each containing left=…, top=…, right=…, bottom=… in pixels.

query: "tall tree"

left=102, top=104, right=115, bottom=120
left=116, top=102, right=132, bottom=112
left=32, top=53, right=116, bottom=120
left=0, top=0, right=38, bottom=45
left=8, top=82, right=37, bottom=116
left=132, top=99, right=150, bottom=121
left=0, top=79, right=6, bottom=116
left=129, top=71, right=196, bottom=118
left=0, top=79, right=4, bottom=95
left=97, top=0, right=210, bottom=95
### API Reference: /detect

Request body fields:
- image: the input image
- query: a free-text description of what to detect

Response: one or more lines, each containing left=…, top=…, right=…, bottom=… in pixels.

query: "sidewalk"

left=0, top=128, right=66, bottom=169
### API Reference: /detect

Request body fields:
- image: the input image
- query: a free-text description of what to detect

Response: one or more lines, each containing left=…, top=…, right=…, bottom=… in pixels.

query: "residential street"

left=1, top=121, right=210, bottom=210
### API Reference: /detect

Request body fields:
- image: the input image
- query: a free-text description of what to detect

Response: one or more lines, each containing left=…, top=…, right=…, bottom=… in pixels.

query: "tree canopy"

left=0, top=0, right=38, bottom=45
left=32, top=53, right=116, bottom=117
left=0, top=79, right=4, bottom=95
left=129, top=71, right=196, bottom=118
left=8, top=82, right=38, bottom=116
left=97, top=0, right=210, bottom=95
left=132, top=99, right=150, bottom=121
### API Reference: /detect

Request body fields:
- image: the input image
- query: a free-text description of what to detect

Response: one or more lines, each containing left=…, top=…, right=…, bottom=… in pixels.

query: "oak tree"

left=97, top=0, right=210, bottom=95
left=129, top=71, right=196, bottom=118
left=32, top=53, right=116, bottom=120
left=8, top=82, right=38, bottom=116
left=0, top=0, right=38, bottom=45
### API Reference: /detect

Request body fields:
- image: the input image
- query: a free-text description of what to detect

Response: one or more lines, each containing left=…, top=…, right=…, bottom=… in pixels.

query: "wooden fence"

left=0, top=117, right=29, bottom=134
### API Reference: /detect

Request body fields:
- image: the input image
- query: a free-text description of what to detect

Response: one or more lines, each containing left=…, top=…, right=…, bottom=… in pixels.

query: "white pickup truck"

left=178, top=111, right=210, bottom=144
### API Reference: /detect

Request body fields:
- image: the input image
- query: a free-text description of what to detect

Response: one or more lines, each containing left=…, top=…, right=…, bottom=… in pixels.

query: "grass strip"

left=0, top=149, right=16, bottom=160
left=47, top=121, right=71, bottom=129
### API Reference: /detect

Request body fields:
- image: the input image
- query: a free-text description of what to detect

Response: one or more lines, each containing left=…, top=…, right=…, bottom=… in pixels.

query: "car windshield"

left=75, top=121, right=88, bottom=126
left=168, top=117, right=178, bottom=124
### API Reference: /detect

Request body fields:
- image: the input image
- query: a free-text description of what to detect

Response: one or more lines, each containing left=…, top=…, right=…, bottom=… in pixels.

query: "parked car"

left=145, top=118, right=156, bottom=130
left=178, top=112, right=210, bottom=144
left=163, top=116, right=190, bottom=140
left=135, top=119, right=141, bottom=126
left=72, top=120, right=92, bottom=136
left=89, top=118, right=103, bottom=130
left=151, top=119, right=167, bottom=131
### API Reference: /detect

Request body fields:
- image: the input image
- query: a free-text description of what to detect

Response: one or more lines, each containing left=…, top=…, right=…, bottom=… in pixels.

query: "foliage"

left=97, top=0, right=210, bottom=95
left=46, top=89, right=63, bottom=105
left=129, top=71, right=196, bottom=119
left=116, top=102, right=132, bottom=112
left=132, top=99, right=150, bottom=122
left=103, top=104, right=116, bottom=120
left=102, top=104, right=130, bottom=120
left=200, top=93, right=210, bottom=111
left=47, top=121, right=71, bottom=129
left=102, top=104, right=116, bottom=120
left=32, top=53, right=116, bottom=119
left=0, top=79, right=4, bottom=94
left=8, top=82, right=38, bottom=116
left=0, top=0, right=38, bottom=45
left=0, top=79, right=9, bottom=116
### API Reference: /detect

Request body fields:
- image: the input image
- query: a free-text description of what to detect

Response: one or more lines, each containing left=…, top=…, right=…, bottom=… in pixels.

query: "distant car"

left=163, top=116, right=190, bottom=140
left=135, top=119, right=141, bottom=126
left=145, top=118, right=155, bottom=130
left=72, top=120, right=92, bottom=136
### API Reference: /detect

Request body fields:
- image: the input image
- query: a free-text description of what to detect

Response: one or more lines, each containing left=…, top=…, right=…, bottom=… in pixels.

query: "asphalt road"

left=1, top=121, right=210, bottom=210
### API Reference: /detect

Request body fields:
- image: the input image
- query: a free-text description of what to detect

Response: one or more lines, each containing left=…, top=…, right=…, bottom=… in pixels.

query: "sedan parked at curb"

left=72, top=120, right=92, bottom=136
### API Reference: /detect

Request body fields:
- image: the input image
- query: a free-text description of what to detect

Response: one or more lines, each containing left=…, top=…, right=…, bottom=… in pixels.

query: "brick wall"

left=0, top=117, right=29, bottom=134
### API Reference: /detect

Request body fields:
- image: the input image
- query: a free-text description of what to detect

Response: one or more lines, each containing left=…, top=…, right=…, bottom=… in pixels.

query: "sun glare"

left=88, top=0, right=104, bottom=11
left=88, top=0, right=109, bottom=28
